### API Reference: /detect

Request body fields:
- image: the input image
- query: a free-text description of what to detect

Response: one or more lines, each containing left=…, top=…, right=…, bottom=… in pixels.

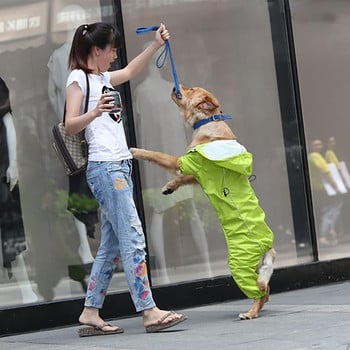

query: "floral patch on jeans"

left=134, top=261, right=150, bottom=300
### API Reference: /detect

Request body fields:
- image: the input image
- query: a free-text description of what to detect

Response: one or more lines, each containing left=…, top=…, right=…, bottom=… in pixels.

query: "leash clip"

left=175, top=91, right=182, bottom=99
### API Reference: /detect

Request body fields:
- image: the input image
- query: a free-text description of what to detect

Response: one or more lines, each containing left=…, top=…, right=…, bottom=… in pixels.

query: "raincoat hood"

left=191, top=140, right=252, bottom=175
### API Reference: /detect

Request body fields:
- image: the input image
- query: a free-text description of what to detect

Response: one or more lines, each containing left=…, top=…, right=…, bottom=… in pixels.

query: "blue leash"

left=136, top=25, right=182, bottom=98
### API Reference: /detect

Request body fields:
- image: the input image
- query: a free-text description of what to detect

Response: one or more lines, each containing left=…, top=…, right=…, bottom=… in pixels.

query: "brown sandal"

left=78, top=322, right=124, bottom=337
left=145, top=311, right=187, bottom=333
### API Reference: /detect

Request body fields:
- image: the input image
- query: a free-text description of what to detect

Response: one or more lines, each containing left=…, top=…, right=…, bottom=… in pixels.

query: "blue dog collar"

left=193, top=114, right=232, bottom=130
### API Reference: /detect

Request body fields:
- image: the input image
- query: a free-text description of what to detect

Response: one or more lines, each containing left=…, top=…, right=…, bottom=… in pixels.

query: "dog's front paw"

left=129, top=147, right=142, bottom=159
left=162, top=185, right=174, bottom=195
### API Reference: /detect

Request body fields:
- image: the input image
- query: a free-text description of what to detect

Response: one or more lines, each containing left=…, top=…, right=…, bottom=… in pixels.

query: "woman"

left=65, top=22, right=186, bottom=336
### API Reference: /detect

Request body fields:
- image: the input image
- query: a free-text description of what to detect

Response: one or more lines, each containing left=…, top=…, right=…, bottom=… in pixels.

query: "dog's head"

left=171, top=84, right=221, bottom=127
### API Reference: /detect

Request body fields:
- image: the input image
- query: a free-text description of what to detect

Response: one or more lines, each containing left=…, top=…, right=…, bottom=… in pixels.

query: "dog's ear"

left=197, top=96, right=220, bottom=113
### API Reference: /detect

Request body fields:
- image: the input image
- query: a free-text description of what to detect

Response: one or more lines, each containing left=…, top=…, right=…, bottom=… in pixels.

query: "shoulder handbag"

left=52, top=72, right=90, bottom=176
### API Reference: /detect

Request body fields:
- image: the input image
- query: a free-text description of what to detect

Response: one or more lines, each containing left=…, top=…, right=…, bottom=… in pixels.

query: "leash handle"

left=136, top=25, right=182, bottom=98
left=135, top=25, right=160, bottom=34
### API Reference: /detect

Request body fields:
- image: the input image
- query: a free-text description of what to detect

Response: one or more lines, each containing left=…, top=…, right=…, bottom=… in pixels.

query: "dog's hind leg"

left=238, top=288, right=270, bottom=320
left=238, top=248, right=275, bottom=320
left=256, top=248, right=276, bottom=292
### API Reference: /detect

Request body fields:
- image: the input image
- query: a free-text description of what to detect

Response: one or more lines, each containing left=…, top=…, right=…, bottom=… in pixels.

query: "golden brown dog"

left=130, top=84, right=275, bottom=319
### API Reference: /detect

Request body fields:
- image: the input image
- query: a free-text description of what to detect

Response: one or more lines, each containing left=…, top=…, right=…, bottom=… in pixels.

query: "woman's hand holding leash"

left=155, top=23, right=170, bottom=46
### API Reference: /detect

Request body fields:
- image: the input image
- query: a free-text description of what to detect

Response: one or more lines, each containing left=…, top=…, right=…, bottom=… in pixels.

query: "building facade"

left=1, top=0, right=350, bottom=335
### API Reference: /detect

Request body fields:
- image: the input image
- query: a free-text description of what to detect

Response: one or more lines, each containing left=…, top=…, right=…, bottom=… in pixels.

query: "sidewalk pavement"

left=1, top=281, right=350, bottom=350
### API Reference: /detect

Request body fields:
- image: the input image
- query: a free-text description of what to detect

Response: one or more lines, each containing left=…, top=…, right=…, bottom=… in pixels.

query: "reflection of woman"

left=134, top=50, right=212, bottom=283
left=48, top=12, right=97, bottom=265
left=0, top=77, right=37, bottom=303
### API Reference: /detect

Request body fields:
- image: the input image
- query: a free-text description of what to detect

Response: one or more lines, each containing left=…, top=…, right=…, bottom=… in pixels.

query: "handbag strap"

left=63, top=72, right=90, bottom=124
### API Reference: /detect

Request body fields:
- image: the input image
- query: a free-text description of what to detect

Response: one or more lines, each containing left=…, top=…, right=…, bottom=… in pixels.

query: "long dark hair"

left=68, top=22, right=121, bottom=73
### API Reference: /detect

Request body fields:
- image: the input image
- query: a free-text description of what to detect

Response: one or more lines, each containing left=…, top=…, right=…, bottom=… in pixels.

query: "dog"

left=130, top=84, right=276, bottom=320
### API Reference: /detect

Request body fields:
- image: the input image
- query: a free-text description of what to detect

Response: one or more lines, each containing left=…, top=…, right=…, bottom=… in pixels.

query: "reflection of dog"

left=130, top=84, right=275, bottom=319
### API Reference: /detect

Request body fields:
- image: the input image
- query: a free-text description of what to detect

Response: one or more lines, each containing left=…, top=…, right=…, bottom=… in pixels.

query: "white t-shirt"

left=66, top=69, right=131, bottom=161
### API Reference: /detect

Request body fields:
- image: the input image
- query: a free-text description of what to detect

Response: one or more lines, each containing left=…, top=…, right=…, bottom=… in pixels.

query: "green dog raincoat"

left=179, top=140, right=274, bottom=299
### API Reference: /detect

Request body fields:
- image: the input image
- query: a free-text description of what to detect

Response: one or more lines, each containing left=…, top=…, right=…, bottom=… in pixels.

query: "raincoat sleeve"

left=179, top=150, right=201, bottom=176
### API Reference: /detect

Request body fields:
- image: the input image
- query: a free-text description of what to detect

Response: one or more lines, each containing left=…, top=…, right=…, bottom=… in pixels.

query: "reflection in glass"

left=133, top=47, right=213, bottom=284
left=291, top=0, right=350, bottom=260
left=308, top=139, right=344, bottom=248
left=47, top=4, right=97, bottom=286
left=0, top=77, right=38, bottom=304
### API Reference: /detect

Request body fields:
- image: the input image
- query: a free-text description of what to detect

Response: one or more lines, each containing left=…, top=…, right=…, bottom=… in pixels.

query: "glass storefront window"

left=290, top=0, right=350, bottom=260
left=123, top=0, right=306, bottom=286
left=0, top=0, right=127, bottom=308
left=0, top=0, right=327, bottom=310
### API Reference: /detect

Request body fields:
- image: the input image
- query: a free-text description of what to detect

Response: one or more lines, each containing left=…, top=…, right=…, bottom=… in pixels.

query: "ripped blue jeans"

left=85, top=160, right=156, bottom=312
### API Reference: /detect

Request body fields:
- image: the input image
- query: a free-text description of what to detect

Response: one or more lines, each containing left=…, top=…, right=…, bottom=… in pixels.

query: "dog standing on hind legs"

left=130, top=84, right=276, bottom=320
